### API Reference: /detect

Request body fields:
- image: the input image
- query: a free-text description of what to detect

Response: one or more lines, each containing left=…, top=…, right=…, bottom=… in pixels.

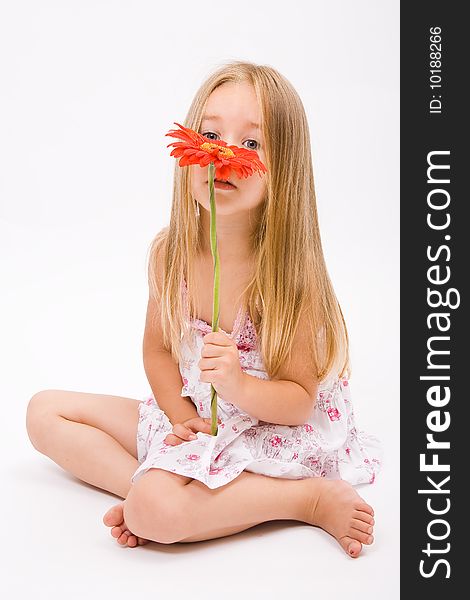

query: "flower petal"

left=165, top=122, right=267, bottom=177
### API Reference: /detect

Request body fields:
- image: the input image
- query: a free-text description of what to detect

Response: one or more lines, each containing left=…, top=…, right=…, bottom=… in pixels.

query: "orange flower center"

left=200, top=142, right=235, bottom=159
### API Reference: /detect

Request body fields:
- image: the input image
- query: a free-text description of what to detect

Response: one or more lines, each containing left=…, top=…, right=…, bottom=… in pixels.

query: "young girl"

left=26, top=60, right=382, bottom=558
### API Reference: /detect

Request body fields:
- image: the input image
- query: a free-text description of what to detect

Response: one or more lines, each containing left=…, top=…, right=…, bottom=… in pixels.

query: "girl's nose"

left=218, top=132, right=237, bottom=147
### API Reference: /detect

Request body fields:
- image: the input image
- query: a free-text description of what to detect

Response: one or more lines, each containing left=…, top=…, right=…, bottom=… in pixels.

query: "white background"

left=1, top=1, right=399, bottom=598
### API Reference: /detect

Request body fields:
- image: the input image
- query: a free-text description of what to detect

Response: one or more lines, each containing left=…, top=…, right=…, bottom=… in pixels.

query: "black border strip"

left=401, top=2, right=466, bottom=594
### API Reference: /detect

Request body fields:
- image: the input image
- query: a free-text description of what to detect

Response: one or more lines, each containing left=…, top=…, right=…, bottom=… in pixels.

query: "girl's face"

left=190, top=81, right=267, bottom=216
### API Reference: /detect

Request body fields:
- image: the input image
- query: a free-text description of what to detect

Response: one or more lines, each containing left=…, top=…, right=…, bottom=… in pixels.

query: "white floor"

left=2, top=219, right=399, bottom=600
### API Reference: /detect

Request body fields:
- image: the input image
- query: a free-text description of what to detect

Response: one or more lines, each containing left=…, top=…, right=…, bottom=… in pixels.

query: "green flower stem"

left=208, top=162, right=219, bottom=436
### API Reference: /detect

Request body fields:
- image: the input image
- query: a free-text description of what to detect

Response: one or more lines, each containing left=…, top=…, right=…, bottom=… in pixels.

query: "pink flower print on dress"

left=270, top=435, right=283, bottom=447
left=232, top=425, right=239, bottom=432
left=209, top=467, right=224, bottom=475
left=186, top=454, right=200, bottom=461
left=327, top=407, right=341, bottom=421
left=304, top=423, right=314, bottom=433
left=342, top=379, right=349, bottom=386
left=316, top=391, right=332, bottom=412
left=345, top=447, right=351, bottom=456
left=293, top=452, right=299, bottom=460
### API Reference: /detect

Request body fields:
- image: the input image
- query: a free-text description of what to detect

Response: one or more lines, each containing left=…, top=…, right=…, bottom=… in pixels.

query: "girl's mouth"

left=208, top=178, right=237, bottom=190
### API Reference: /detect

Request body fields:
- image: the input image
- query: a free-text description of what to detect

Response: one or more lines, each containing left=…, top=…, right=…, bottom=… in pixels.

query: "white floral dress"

left=131, top=279, right=382, bottom=490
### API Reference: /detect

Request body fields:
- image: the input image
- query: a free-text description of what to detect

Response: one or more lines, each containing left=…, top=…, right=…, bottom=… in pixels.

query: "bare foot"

left=305, top=479, right=375, bottom=558
left=102, top=502, right=150, bottom=548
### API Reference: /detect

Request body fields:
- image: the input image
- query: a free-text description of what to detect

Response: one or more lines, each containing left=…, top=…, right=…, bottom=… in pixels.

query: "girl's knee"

left=124, top=470, right=190, bottom=543
left=26, top=390, right=61, bottom=450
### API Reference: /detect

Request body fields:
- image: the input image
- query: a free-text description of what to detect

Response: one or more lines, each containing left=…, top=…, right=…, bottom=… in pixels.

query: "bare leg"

left=177, top=471, right=309, bottom=542
left=40, top=415, right=140, bottom=499
left=27, top=390, right=154, bottom=548
left=136, top=471, right=376, bottom=557
left=26, top=390, right=142, bottom=500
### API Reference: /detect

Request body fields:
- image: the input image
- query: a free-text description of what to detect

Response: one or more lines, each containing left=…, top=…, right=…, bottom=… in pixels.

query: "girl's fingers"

left=199, top=357, right=222, bottom=370
left=186, top=417, right=212, bottom=434
left=172, top=423, right=198, bottom=441
left=203, top=332, right=231, bottom=346
left=164, top=433, right=183, bottom=446
left=203, top=419, right=213, bottom=432
left=165, top=419, right=214, bottom=447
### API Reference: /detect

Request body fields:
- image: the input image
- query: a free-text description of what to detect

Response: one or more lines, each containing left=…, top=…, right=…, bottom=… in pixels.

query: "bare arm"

left=143, top=350, right=199, bottom=427
left=142, top=241, right=198, bottom=427
left=234, top=307, right=319, bottom=426
left=236, top=373, right=315, bottom=426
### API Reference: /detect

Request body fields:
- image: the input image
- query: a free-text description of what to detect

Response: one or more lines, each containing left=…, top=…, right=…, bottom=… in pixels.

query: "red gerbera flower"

left=165, top=121, right=267, bottom=180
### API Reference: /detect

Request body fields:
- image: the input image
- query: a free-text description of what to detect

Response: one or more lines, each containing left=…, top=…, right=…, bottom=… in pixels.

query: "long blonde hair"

left=147, top=60, right=351, bottom=384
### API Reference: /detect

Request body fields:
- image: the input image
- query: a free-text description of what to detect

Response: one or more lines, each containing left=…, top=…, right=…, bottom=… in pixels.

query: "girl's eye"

left=244, top=139, right=259, bottom=151
left=201, top=131, right=218, bottom=141
left=201, top=131, right=259, bottom=151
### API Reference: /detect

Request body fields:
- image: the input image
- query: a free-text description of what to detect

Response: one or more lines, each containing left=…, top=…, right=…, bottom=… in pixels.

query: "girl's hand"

left=198, top=331, right=244, bottom=403
left=164, top=416, right=212, bottom=446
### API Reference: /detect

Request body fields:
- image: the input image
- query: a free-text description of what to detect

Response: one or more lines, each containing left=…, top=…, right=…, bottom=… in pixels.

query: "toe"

left=340, top=536, right=362, bottom=558
left=103, top=504, right=124, bottom=527
left=353, top=510, right=374, bottom=525
left=350, top=527, right=374, bottom=545
left=356, top=501, right=374, bottom=516
left=137, top=537, right=149, bottom=546
left=102, top=511, right=113, bottom=526
left=111, top=526, right=123, bottom=539
left=118, top=531, right=129, bottom=545
left=351, top=518, right=374, bottom=535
